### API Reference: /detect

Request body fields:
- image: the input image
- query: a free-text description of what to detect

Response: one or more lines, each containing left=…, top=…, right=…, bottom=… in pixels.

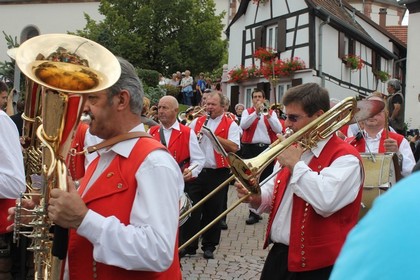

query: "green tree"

left=0, top=32, right=20, bottom=85
left=74, top=0, right=227, bottom=76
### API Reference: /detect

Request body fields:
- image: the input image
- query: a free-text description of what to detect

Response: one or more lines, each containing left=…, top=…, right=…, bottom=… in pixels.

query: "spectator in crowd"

left=195, top=73, right=206, bottom=107
left=234, top=103, right=245, bottom=124
left=180, top=70, right=194, bottom=106
left=0, top=82, right=9, bottom=111
left=386, top=79, right=405, bottom=135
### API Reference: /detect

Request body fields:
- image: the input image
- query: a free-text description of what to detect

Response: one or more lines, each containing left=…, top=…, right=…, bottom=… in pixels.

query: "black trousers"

left=261, top=243, right=333, bottom=280
left=180, top=168, right=231, bottom=252
left=241, top=143, right=274, bottom=182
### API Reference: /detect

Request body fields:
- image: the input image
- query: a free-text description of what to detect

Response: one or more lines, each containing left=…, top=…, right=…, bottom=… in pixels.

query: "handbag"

left=182, top=85, right=193, bottom=93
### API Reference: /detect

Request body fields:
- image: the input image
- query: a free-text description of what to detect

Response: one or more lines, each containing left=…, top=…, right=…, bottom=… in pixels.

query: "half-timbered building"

left=225, top=0, right=407, bottom=110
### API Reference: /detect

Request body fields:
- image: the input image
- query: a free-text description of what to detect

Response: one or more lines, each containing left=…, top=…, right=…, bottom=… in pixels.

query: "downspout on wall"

left=318, top=16, right=330, bottom=87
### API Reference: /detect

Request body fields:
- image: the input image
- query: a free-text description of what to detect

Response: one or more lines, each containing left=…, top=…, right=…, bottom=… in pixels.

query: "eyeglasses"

left=283, top=114, right=307, bottom=122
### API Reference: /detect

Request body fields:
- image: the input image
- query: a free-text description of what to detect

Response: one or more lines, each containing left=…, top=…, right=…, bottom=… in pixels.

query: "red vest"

left=348, top=130, right=404, bottom=153
left=194, top=115, right=233, bottom=168
left=0, top=199, right=16, bottom=233
left=67, top=138, right=181, bottom=280
left=149, top=124, right=191, bottom=170
left=241, top=108, right=278, bottom=143
left=67, top=122, right=89, bottom=180
left=265, top=135, right=363, bottom=271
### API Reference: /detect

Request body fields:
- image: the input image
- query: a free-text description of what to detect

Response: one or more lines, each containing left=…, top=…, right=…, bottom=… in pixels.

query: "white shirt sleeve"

left=399, top=138, right=416, bottom=177
left=0, top=112, right=25, bottom=198
left=77, top=149, right=184, bottom=272
left=239, top=108, right=257, bottom=130
left=188, top=129, right=205, bottom=177
left=290, top=154, right=362, bottom=217
left=267, top=111, right=283, bottom=134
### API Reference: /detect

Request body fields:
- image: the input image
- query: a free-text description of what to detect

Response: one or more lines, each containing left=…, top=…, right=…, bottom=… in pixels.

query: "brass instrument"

left=14, top=34, right=121, bottom=280
left=187, top=106, right=206, bottom=122
left=179, top=97, right=357, bottom=250
left=260, top=104, right=269, bottom=116
left=196, top=113, right=210, bottom=143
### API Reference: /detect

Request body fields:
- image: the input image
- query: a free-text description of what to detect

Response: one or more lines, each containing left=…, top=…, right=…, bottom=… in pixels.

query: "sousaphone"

left=14, top=34, right=121, bottom=280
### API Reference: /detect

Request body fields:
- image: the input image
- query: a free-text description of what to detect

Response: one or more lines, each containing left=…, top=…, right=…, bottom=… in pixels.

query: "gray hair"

left=235, top=103, right=245, bottom=111
left=387, top=79, right=401, bottom=92
left=107, top=57, right=144, bottom=116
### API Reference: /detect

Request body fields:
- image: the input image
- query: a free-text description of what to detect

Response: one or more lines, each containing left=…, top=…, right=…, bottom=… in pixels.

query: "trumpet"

left=187, top=106, right=206, bottom=122
left=259, top=104, right=269, bottom=116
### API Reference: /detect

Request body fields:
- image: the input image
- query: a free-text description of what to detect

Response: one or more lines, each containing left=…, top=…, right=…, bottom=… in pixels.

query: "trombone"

left=179, top=97, right=357, bottom=250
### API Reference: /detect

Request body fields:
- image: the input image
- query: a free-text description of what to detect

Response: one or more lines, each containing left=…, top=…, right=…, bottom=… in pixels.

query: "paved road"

left=180, top=185, right=269, bottom=280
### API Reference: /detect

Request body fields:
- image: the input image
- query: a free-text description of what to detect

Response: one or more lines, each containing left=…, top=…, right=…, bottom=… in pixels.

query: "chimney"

left=379, top=8, right=387, bottom=27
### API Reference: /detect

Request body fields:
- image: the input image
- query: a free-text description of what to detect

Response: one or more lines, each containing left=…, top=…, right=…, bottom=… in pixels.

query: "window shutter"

left=338, top=32, right=345, bottom=58
left=230, top=86, right=240, bottom=112
left=255, top=27, right=262, bottom=50
left=277, top=19, right=286, bottom=52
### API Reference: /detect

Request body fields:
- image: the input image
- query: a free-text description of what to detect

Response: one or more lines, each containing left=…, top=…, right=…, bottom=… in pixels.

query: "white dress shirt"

left=64, top=124, right=184, bottom=277
left=253, top=136, right=363, bottom=245
left=363, top=129, right=415, bottom=177
left=240, top=107, right=283, bottom=144
left=158, top=121, right=205, bottom=178
left=189, top=114, right=241, bottom=169
left=0, top=111, right=25, bottom=198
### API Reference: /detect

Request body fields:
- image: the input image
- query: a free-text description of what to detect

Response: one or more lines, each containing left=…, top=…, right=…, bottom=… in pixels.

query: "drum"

left=359, top=153, right=401, bottom=219
left=179, top=192, right=192, bottom=227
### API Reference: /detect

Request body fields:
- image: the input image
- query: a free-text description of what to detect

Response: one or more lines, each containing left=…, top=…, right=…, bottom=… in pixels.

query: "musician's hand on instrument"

left=6, top=199, right=36, bottom=232
left=276, top=144, right=304, bottom=171
left=383, top=138, right=399, bottom=153
left=183, top=168, right=193, bottom=182
left=48, top=180, right=88, bottom=229
left=234, top=181, right=261, bottom=208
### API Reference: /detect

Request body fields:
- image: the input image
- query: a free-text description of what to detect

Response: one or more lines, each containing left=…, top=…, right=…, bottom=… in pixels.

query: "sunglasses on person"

left=282, top=113, right=307, bottom=122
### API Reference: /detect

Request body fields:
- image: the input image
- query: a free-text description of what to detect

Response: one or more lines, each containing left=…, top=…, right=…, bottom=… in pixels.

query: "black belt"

left=201, top=167, right=229, bottom=173
left=242, top=143, right=269, bottom=148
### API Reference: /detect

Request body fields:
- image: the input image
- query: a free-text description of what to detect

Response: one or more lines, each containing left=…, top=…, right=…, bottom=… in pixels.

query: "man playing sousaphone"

left=9, top=33, right=184, bottom=279
left=235, top=83, right=364, bottom=280
left=347, top=95, right=415, bottom=177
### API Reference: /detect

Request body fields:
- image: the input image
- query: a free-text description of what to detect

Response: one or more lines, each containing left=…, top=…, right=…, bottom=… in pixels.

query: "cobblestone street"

left=181, top=185, right=269, bottom=280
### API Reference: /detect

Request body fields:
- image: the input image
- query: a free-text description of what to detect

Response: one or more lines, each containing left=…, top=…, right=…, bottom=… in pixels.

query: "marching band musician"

left=347, top=95, right=415, bottom=177
left=149, top=95, right=205, bottom=182
left=184, top=90, right=241, bottom=259
left=236, top=83, right=364, bottom=280
left=0, top=93, right=26, bottom=279
left=10, top=58, right=184, bottom=279
left=240, top=88, right=283, bottom=225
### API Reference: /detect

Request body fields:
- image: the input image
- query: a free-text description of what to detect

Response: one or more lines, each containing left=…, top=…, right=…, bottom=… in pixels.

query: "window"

left=276, top=83, right=291, bottom=104
left=338, top=32, right=356, bottom=58
left=266, top=25, right=278, bottom=51
left=244, top=87, right=253, bottom=108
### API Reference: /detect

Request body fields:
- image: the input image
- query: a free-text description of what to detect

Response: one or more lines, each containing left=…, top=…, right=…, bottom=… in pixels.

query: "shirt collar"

left=98, top=124, right=144, bottom=158
left=310, top=135, right=333, bottom=158
left=163, top=120, right=180, bottom=131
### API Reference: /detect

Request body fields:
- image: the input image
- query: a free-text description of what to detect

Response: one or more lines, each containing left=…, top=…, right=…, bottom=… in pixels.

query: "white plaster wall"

left=404, top=13, right=420, bottom=130
left=0, top=3, right=103, bottom=63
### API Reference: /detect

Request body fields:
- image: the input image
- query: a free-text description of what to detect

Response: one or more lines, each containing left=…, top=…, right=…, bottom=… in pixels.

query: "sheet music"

left=201, top=125, right=228, bottom=158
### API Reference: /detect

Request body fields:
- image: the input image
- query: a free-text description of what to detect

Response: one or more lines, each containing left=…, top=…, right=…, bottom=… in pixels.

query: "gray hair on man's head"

left=107, top=57, right=144, bottom=116
left=387, top=79, right=401, bottom=92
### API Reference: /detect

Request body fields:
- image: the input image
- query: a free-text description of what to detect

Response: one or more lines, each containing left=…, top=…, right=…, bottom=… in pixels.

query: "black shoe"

left=179, top=248, right=196, bottom=258
left=203, top=250, right=214, bottom=259
left=220, top=220, right=228, bottom=230
left=246, top=213, right=262, bottom=225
